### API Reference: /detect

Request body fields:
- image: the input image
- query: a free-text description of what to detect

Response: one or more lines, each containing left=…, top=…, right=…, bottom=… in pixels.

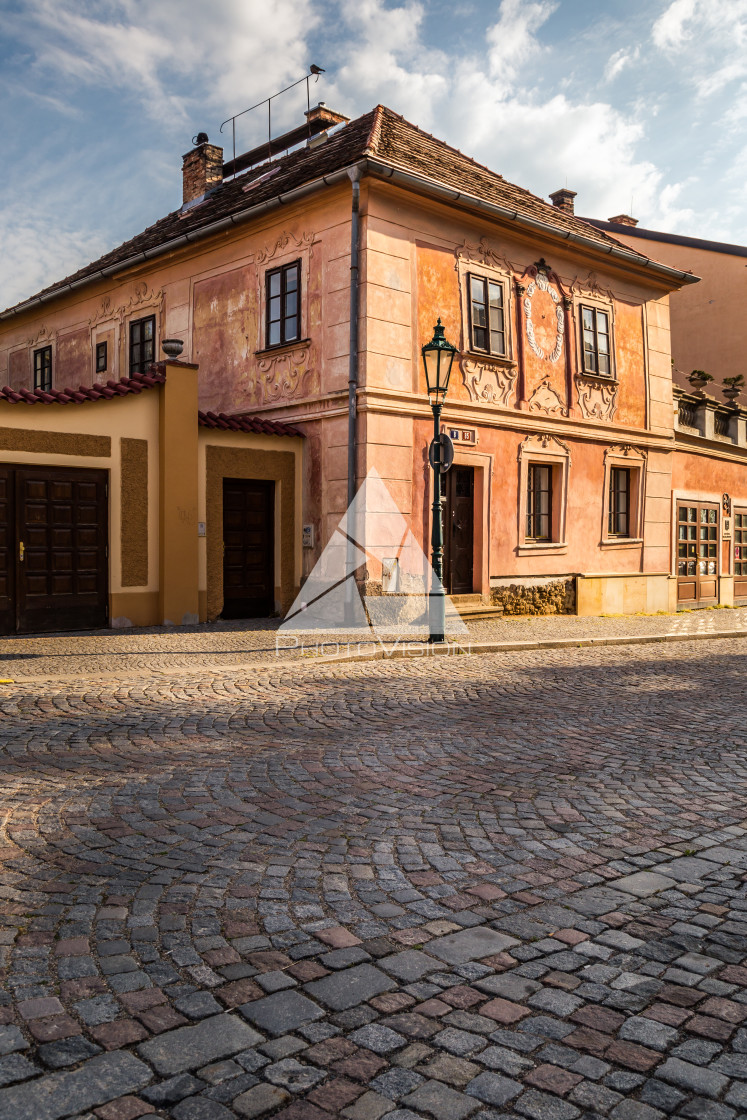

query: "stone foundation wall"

left=490, top=577, right=576, bottom=616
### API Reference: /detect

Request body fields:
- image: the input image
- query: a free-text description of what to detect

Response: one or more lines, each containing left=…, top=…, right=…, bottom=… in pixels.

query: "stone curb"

left=1, top=626, right=745, bottom=684
left=315, top=626, right=747, bottom=665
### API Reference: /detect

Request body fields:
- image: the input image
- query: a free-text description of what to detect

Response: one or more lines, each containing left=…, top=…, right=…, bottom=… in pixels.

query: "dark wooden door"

left=676, top=501, right=719, bottom=606
left=222, top=478, right=274, bottom=618
left=0, top=467, right=14, bottom=635
left=16, top=467, right=108, bottom=633
left=443, top=466, right=474, bottom=595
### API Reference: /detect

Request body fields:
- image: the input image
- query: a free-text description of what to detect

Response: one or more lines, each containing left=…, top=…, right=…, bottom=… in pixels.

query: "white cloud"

left=17, top=0, right=318, bottom=128
left=486, top=0, right=558, bottom=94
left=3, top=0, right=747, bottom=307
left=652, top=0, right=747, bottom=97
left=652, top=0, right=697, bottom=50
left=328, top=0, right=662, bottom=227
left=604, top=47, right=640, bottom=83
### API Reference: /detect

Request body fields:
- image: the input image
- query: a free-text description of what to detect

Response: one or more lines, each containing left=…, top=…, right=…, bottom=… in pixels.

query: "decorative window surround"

left=455, top=238, right=515, bottom=403
left=601, top=444, right=646, bottom=546
left=517, top=433, right=570, bottom=553
left=570, top=277, right=617, bottom=384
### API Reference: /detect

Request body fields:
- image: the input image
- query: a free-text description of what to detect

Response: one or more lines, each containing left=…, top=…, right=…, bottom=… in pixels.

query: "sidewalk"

left=1, top=605, right=746, bottom=680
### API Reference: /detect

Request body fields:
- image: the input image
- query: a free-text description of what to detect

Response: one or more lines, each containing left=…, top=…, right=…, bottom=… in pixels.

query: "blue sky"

left=1, top=0, right=746, bottom=309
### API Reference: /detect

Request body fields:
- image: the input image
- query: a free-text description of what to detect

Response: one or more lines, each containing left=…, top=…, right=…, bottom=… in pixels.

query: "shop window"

left=677, top=505, right=717, bottom=578
left=735, top=513, right=747, bottom=576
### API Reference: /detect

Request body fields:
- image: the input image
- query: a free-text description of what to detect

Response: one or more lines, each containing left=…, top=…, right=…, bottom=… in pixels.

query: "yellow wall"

left=0, top=364, right=303, bottom=629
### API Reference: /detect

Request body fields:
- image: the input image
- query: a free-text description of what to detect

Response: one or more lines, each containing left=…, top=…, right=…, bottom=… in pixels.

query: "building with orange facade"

left=584, top=214, right=747, bottom=608
left=0, top=103, right=715, bottom=633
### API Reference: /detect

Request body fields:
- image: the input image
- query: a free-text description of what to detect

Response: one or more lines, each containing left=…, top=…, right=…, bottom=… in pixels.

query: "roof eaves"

left=584, top=218, right=747, bottom=260
left=0, top=160, right=368, bottom=322
left=364, top=157, right=701, bottom=288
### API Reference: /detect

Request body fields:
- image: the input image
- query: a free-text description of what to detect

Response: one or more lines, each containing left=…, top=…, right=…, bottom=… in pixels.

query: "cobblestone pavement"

left=0, top=605, right=746, bottom=680
left=3, top=638, right=747, bottom=1119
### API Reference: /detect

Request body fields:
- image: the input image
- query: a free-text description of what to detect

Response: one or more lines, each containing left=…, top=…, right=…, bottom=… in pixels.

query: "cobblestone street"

left=2, top=632, right=747, bottom=1119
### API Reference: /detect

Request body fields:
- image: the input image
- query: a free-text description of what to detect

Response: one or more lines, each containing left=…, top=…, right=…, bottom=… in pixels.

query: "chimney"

left=304, top=101, right=350, bottom=129
left=549, top=188, right=577, bottom=215
left=182, top=133, right=223, bottom=206
left=608, top=213, right=638, bottom=227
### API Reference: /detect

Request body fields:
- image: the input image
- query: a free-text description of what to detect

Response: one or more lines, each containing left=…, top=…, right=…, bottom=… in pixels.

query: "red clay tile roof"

left=3, top=106, right=663, bottom=317
left=198, top=410, right=303, bottom=437
left=0, top=369, right=303, bottom=435
left=0, top=368, right=165, bottom=404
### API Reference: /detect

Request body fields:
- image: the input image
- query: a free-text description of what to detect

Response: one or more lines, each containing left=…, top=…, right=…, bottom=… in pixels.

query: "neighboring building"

left=583, top=212, right=747, bottom=608
left=0, top=361, right=303, bottom=632
left=0, top=103, right=703, bottom=633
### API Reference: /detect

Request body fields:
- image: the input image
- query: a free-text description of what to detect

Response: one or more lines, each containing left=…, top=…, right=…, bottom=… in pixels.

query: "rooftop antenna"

left=220, top=66, right=325, bottom=173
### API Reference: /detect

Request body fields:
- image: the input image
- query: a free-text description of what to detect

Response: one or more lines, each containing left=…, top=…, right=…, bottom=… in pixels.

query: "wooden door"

left=16, top=468, right=109, bottom=633
left=676, top=501, right=719, bottom=606
left=443, top=466, right=474, bottom=595
left=0, top=467, right=14, bottom=635
left=734, top=510, right=747, bottom=601
left=222, top=478, right=274, bottom=618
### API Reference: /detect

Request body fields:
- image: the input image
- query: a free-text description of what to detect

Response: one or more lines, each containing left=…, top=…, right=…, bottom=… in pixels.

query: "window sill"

left=463, top=350, right=516, bottom=369
left=255, top=338, right=311, bottom=359
left=600, top=537, right=644, bottom=548
left=575, top=369, right=617, bottom=383
left=517, top=541, right=568, bottom=554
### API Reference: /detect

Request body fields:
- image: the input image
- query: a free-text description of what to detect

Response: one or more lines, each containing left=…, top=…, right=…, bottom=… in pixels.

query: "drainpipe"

left=345, top=167, right=361, bottom=625
left=347, top=167, right=361, bottom=510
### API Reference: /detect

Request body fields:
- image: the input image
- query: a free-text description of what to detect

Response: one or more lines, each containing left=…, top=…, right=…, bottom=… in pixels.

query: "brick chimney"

left=182, top=134, right=223, bottom=206
left=549, top=188, right=577, bottom=215
left=608, top=213, right=638, bottom=227
left=304, top=101, right=350, bottom=129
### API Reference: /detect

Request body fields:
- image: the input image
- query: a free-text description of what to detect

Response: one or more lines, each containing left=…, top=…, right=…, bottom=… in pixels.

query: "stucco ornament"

left=256, top=230, right=314, bottom=264
left=88, top=283, right=163, bottom=327
left=524, top=271, right=564, bottom=362
left=454, top=237, right=515, bottom=272
left=518, top=431, right=571, bottom=462
left=576, top=374, right=618, bottom=421
left=255, top=343, right=312, bottom=404
left=26, top=324, right=54, bottom=347
left=461, top=357, right=516, bottom=405
left=528, top=376, right=567, bottom=416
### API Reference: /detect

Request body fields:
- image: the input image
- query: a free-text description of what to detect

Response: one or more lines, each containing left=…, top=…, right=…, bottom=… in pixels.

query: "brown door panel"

left=443, top=467, right=474, bottom=595
left=16, top=467, right=108, bottom=633
left=0, top=468, right=14, bottom=634
left=222, top=478, right=274, bottom=618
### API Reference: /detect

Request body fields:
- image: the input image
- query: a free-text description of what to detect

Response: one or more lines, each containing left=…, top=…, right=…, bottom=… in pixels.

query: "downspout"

left=345, top=166, right=361, bottom=625
left=347, top=167, right=361, bottom=509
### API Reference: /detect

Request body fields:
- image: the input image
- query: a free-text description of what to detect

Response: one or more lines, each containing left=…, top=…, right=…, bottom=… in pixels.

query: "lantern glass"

left=421, top=318, right=456, bottom=399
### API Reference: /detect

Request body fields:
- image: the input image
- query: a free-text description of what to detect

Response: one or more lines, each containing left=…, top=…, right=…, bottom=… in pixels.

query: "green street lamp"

left=422, top=318, right=457, bottom=643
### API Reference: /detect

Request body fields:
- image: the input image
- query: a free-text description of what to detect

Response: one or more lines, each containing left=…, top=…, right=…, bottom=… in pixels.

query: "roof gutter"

left=0, top=163, right=369, bottom=321
left=1, top=150, right=699, bottom=322
left=363, top=158, right=701, bottom=288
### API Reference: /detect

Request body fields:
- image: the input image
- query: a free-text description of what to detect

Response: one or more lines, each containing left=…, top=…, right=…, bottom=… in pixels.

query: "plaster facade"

left=0, top=108, right=717, bottom=623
